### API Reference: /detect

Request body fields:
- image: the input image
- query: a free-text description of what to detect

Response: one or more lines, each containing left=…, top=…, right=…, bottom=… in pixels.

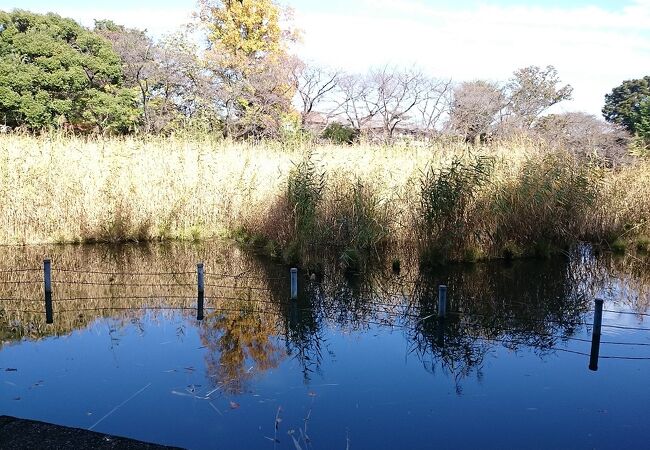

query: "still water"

left=1, top=242, right=649, bottom=449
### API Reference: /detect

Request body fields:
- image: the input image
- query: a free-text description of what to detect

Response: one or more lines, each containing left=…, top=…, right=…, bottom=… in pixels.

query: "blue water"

left=1, top=244, right=649, bottom=449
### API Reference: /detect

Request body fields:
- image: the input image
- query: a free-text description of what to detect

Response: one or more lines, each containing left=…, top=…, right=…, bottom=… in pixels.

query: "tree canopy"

left=197, top=0, right=300, bottom=138
left=602, top=76, right=650, bottom=135
left=0, top=10, right=138, bottom=132
left=0, top=6, right=640, bottom=155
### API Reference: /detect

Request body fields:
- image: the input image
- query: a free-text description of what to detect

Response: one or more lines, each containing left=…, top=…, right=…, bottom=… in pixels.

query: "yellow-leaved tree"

left=197, top=0, right=301, bottom=138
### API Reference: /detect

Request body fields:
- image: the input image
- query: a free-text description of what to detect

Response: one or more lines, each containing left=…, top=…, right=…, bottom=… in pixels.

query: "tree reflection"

left=199, top=298, right=284, bottom=394
left=1, top=241, right=649, bottom=393
left=399, top=256, right=592, bottom=392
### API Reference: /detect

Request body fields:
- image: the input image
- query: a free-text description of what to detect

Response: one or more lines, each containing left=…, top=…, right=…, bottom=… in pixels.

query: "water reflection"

left=200, top=307, right=283, bottom=394
left=0, top=241, right=649, bottom=392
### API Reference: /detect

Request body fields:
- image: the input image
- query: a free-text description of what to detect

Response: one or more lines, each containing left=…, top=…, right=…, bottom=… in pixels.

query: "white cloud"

left=294, top=0, right=650, bottom=114
left=20, top=0, right=650, bottom=115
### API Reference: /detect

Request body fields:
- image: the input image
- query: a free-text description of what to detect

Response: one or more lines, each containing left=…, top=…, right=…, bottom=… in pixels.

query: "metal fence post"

left=290, top=268, right=298, bottom=300
left=589, top=298, right=604, bottom=371
left=44, top=259, right=53, bottom=324
left=197, top=263, right=204, bottom=321
left=438, top=285, right=447, bottom=319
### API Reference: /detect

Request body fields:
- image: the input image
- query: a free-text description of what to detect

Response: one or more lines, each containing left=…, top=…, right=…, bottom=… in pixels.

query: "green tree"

left=637, top=98, right=650, bottom=142
left=602, top=76, right=650, bottom=134
left=0, top=10, right=138, bottom=132
left=505, top=65, right=573, bottom=128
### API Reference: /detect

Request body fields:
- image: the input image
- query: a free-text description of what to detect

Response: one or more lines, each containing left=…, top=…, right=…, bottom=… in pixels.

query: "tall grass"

left=0, top=133, right=648, bottom=265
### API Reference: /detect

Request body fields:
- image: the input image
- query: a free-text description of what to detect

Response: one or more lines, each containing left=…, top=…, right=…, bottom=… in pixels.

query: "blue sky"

left=4, top=0, right=650, bottom=114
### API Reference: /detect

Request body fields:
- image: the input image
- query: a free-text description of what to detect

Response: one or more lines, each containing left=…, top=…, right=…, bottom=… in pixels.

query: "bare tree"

left=534, top=112, right=631, bottom=165
left=338, top=73, right=382, bottom=133
left=447, top=80, right=505, bottom=143
left=336, top=67, right=451, bottom=141
left=96, top=22, right=211, bottom=133
left=417, top=78, right=453, bottom=137
left=149, top=33, right=212, bottom=132
left=368, top=66, right=434, bottom=140
left=292, top=62, right=341, bottom=128
left=95, top=20, right=157, bottom=131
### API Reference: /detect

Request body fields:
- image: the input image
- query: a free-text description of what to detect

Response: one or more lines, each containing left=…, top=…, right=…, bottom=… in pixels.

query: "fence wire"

left=2, top=263, right=650, bottom=361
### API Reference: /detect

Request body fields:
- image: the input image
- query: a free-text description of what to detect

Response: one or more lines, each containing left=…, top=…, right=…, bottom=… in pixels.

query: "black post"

left=438, top=285, right=447, bottom=319
left=436, top=285, right=448, bottom=347
left=44, top=259, right=53, bottom=324
left=197, top=263, right=204, bottom=321
left=589, top=298, right=604, bottom=371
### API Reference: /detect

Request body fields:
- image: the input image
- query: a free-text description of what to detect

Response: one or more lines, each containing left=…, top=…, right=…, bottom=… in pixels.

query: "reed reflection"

left=1, top=241, right=648, bottom=393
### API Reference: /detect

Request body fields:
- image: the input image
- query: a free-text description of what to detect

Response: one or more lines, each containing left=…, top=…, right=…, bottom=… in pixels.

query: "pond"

left=1, top=241, right=649, bottom=449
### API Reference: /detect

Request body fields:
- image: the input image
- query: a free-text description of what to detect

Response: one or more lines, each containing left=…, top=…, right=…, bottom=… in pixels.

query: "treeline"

left=0, top=3, right=648, bottom=155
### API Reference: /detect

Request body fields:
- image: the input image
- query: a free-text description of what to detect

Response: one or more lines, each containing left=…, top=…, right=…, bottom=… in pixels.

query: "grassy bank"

left=0, top=134, right=648, bottom=265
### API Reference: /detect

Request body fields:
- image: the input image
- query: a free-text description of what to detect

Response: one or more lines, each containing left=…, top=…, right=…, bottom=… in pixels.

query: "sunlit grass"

left=0, top=133, right=648, bottom=264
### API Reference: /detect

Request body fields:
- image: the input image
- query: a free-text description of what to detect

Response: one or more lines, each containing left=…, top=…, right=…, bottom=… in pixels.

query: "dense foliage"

left=603, top=77, right=650, bottom=136
left=321, top=123, right=359, bottom=144
left=0, top=10, right=138, bottom=132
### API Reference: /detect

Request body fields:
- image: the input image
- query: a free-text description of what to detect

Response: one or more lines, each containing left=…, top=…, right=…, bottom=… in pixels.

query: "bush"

left=321, top=123, right=359, bottom=145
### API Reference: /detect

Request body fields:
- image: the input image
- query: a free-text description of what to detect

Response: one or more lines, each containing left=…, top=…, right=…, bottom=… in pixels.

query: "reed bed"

left=0, top=133, right=648, bottom=265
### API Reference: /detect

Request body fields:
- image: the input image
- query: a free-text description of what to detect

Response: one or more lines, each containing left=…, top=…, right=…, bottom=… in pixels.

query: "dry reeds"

left=0, top=133, right=648, bottom=264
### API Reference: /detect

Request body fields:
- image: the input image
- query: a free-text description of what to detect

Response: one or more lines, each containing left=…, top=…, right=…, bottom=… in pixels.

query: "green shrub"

left=610, top=238, right=627, bottom=254
left=287, top=151, right=325, bottom=242
left=322, top=123, right=359, bottom=145
left=419, top=153, right=494, bottom=259
left=332, top=179, right=388, bottom=251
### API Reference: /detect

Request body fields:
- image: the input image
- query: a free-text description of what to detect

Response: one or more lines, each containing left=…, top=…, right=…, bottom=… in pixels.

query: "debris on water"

left=299, top=428, right=310, bottom=445
left=209, top=402, right=223, bottom=417
left=205, top=386, right=221, bottom=397
left=229, top=401, right=240, bottom=409
left=288, top=430, right=303, bottom=450
left=88, top=382, right=152, bottom=431
left=171, top=389, right=211, bottom=400
left=272, top=406, right=283, bottom=446
left=307, top=391, right=317, bottom=397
